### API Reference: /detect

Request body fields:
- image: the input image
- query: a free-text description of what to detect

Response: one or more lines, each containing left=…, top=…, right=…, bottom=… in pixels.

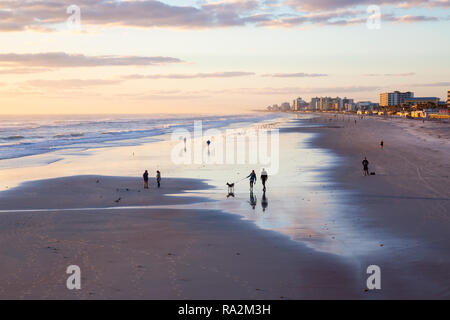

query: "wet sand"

left=290, top=113, right=450, bottom=299
left=0, top=176, right=359, bottom=299
left=0, top=114, right=449, bottom=299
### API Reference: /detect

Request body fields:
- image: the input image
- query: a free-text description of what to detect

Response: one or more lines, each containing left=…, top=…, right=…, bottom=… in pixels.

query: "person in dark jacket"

left=156, top=170, right=161, bottom=188
left=247, top=170, right=257, bottom=191
left=362, top=157, right=369, bottom=176
left=143, top=170, right=149, bottom=189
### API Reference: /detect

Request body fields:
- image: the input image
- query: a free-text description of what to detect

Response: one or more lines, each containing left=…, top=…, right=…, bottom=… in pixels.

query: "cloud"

left=24, top=79, right=123, bottom=89
left=285, top=0, right=450, bottom=11
left=0, top=0, right=444, bottom=32
left=0, top=52, right=183, bottom=68
left=115, top=90, right=210, bottom=100
left=385, top=14, right=440, bottom=23
left=209, top=85, right=381, bottom=95
left=122, top=71, right=255, bottom=79
left=364, top=72, right=416, bottom=76
left=410, top=81, right=450, bottom=87
left=0, top=67, right=53, bottom=74
left=262, top=72, right=328, bottom=77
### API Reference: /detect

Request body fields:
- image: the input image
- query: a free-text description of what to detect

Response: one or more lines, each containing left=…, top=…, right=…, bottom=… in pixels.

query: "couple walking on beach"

left=143, top=170, right=161, bottom=189
left=247, top=168, right=268, bottom=192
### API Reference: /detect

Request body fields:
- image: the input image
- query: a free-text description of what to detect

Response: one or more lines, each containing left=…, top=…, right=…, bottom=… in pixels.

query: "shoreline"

left=295, top=113, right=450, bottom=298
left=0, top=174, right=361, bottom=300
left=0, top=113, right=449, bottom=299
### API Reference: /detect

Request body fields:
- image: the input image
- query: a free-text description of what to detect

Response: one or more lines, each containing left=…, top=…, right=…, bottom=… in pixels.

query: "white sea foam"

left=0, top=114, right=278, bottom=162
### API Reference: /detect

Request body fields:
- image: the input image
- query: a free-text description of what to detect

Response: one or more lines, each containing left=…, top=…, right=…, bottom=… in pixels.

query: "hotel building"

left=380, top=91, right=414, bottom=107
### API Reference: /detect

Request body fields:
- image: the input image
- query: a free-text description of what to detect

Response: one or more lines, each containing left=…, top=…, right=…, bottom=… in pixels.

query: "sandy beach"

left=292, top=114, right=450, bottom=298
left=0, top=176, right=358, bottom=300
left=0, top=114, right=449, bottom=299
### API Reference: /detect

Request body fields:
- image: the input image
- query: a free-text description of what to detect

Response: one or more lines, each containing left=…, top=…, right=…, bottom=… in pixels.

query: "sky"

left=0, top=0, right=449, bottom=114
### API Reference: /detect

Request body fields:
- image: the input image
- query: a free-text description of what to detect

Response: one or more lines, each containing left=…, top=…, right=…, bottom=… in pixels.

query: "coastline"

left=0, top=175, right=360, bottom=300
left=0, top=113, right=448, bottom=299
left=295, top=113, right=450, bottom=298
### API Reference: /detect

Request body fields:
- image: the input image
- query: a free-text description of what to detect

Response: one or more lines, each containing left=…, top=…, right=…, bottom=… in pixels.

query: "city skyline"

left=0, top=0, right=449, bottom=114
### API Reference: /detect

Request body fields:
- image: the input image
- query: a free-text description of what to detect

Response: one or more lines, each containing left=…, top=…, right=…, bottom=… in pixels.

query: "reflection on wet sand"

left=261, top=191, right=268, bottom=212
left=249, top=191, right=257, bottom=210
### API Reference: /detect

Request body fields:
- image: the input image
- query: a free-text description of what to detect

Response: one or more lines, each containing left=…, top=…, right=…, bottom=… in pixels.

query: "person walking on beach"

left=380, top=140, right=384, bottom=149
left=260, top=168, right=268, bottom=191
left=156, top=170, right=161, bottom=188
left=362, top=157, right=370, bottom=176
left=143, top=170, right=149, bottom=189
left=247, top=170, right=257, bottom=191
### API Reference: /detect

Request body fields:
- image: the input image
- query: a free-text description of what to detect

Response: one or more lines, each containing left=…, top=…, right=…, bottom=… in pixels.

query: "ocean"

left=0, top=113, right=279, bottom=162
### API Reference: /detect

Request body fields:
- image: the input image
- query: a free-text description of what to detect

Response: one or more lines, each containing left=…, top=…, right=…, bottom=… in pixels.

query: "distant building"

left=292, top=97, right=307, bottom=111
left=345, top=102, right=356, bottom=112
left=342, top=98, right=355, bottom=112
left=280, top=102, right=291, bottom=111
left=357, top=101, right=378, bottom=110
left=380, top=91, right=414, bottom=107
left=320, top=97, right=333, bottom=110
left=404, top=97, right=440, bottom=108
left=310, top=97, right=320, bottom=111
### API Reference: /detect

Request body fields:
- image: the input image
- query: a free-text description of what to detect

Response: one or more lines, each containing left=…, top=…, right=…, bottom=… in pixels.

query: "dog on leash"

left=226, top=183, right=235, bottom=194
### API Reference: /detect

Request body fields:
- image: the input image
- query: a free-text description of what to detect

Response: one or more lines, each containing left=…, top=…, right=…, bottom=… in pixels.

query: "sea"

left=0, top=113, right=280, bottom=162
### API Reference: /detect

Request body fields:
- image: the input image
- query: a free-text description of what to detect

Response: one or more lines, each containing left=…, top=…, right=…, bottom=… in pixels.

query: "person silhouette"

left=247, top=170, right=257, bottom=191
left=260, top=168, right=268, bottom=191
left=249, top=191, right=257, bottom=210
left=362, top=157, right=369, bottom=176
left=261, top=191, right=268, bottom=212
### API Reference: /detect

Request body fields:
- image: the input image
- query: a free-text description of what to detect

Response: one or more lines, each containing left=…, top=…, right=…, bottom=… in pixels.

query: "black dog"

left=226, top=183, right=235, bottom=194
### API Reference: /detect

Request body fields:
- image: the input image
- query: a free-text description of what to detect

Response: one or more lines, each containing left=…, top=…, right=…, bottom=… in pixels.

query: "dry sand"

left=0, top=114, right=449, bottom=299
left=289, top=114, right=450, bottom=298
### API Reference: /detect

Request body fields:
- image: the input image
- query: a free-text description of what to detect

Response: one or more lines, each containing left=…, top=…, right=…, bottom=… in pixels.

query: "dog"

left=226, top=183, right=235, bottom=194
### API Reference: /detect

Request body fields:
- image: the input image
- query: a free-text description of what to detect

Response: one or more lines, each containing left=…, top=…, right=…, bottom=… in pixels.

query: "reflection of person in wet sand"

left=261, top=191, right=268, bottom=212
left=249, top=191, right=257, bottom=210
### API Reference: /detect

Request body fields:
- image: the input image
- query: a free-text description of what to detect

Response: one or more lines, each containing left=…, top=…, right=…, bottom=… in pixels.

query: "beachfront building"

left=280, top=102, right=291, bottom=111
left=345, top=102, right=356, bottom=112
left=357, top=101, right=379, bottom=111
left=404, top=97, right=440, bottom=109
left=380, top=91, right=414, bottom=106
left=292, top=97, right=307, bottom=111
left=319, top=97, right=334, bottom=110
left=309, top=97, right=320, bottom=111
left=331, top=97, right=343, bottom=111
